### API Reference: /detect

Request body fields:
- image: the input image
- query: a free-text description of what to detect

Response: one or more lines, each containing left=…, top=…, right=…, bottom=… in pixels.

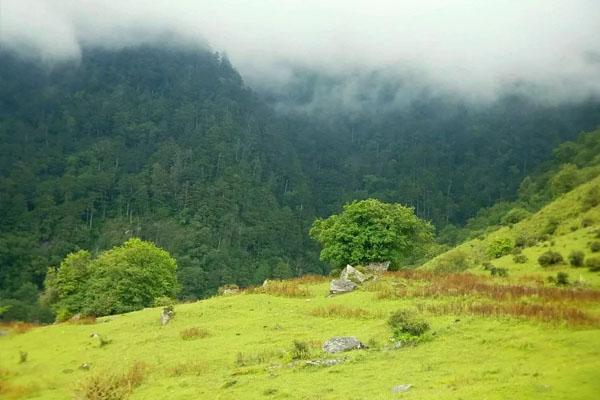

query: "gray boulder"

left=322, top=336, right=366, bottom=353
left=160, top=306, right=175, bottom=326
left=329, top=279, right=357, bottom=294
left=340, top=265, right=369, bottom=283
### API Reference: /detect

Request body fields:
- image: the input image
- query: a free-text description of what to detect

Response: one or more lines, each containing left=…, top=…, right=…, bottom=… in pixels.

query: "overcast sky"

left=1, top=0, right=599, bottom=100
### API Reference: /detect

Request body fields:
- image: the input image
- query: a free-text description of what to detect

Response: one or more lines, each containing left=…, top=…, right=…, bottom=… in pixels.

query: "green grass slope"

left=1, top=270, right=599, bottom=399
left=425, top=175, right=600, bottom=286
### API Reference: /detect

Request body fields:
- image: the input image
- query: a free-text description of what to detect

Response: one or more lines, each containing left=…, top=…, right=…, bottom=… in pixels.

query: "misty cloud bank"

left=2, top=0, right=600, bottom=103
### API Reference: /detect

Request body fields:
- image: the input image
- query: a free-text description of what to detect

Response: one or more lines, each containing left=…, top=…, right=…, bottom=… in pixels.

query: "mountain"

left=1, top=45, right=600, bottom=310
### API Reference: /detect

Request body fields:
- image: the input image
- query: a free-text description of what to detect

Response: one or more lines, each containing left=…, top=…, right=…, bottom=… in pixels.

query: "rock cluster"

left=322, top=336, right=366, bottom=353
left=329, top=264, right=381, bottom=294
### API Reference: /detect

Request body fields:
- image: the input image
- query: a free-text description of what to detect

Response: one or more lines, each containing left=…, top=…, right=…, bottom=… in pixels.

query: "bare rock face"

left=160, top=306, right=175, bottom=326
left=365, top=261, right=390, bottom=274
left=339, top=265, right=368, bottom=283
left=329, top=279, right=357, bottom=294
left=322, top=337, right=366, bottom=353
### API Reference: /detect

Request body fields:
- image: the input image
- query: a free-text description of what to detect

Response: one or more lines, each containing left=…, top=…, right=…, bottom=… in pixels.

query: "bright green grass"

left=424, top=175, right=600, bottom=285
left=1, top=277, right=599, bottom=399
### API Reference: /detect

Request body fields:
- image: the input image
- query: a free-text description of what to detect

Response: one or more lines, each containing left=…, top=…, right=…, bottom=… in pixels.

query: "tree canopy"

left=44, top=238, right=178, bottom=318
left=309, top=199, right=434, bottom=268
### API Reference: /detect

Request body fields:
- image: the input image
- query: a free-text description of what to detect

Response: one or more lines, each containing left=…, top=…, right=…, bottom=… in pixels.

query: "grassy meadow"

left=2, top=168, right=600, bottom=400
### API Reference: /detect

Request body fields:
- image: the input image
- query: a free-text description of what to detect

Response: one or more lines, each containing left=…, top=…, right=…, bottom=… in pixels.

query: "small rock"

left=323, top=336, right=366, bottom=353
left=305, top=358, right=343, bottom=367
left=391, top=384, right=412, bottom=393
left=160, top=306, right=175, bottom=326
left=330, top=279, right=357, bottom=294
left=79, top=363, right=91, bottom=371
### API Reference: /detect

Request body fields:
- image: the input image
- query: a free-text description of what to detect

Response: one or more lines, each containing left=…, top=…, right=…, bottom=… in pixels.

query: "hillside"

left=425, top=174, right=600, bottom=286
left=1, top=268, right=599, bottom=399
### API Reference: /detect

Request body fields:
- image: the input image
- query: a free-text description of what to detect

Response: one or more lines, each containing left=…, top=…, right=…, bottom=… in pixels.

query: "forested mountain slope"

left=1, top=45, right=600, bottom=311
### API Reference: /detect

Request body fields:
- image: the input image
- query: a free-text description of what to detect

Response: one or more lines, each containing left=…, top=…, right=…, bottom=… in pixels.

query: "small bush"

left=513, top=254, right=528, bottom=264
left=153, top=297, right=176, bottom=307
left=486, top=238, right=513, bottom=258
left=582, top=185, right=600, bottom=210
left=329, top=268, right=342, bottom=277
left=556, top=272, right=569, bottom=286
left=586, top=257, right=600, bottom=272
left=581, top=218, right=594, bottom=228
left=543, top=218, right=560, bottom=235
left=514, top=233, right=536, bottom=248
left=290, top=340, right=310, bottom=360
left=180, top=327, right=210, bottom=340
left=501, top=208, right=531, bottom=225
left=388, top=310, right=430, bottom=338
left=538, top=251, right=563, bottom=267
left=568, top=251, right=585, bottom=267
left=490, top=267, right=508, bottom=277
left=432, top=250, right=471, bottom=273
left=590, top=241, right=600, bottom=252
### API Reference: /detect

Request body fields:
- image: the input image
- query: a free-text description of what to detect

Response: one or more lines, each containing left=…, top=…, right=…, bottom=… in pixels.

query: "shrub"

left=388, top=309, right=430, bottom=338
left=582, top=185, right=600, bottom=210
left=590, top=241, right=600, bottom=252
left=501, top=208, right=531, bottom=225
left=581, top=218, right=594, bottom=228
left=543, top=218, right=560, bottom=235
left=538, top=251, right=563, bottom=267
left=76, top=361, right=147, bottom=400
left=513, top=254, right=528, bottom=264
left=568, top=251, right=585, bottom=267
left=514, top=233, right=535, bottom=248
left=486, top=238, right=513, bottom=258
left=511, top=246, right=522, bottom=255
left=586, top=257, right=600, bottom=272
left=556, top=272, right=569, bottom=286
left=490, top=267, right=508, bottom=277
left=432, top=250, right=471, bottom=273
left=153, top=296, right=176, bottom=307
left=290, top=340, right=310, bottom=360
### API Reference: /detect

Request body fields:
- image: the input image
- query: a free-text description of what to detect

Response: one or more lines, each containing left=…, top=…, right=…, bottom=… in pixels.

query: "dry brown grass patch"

left=167, top=360, right=210, bottom=377
left=75, top=361, right=148, bottom=400
left=180, top=327, right=210, bottom=340
left=249, top=280, right=311, bottom=298
left=308, top=304, right=374, bottom=319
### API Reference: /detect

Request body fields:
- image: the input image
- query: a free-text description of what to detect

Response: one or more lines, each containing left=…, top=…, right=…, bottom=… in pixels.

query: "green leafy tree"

left=309, top=199, right=434, bottom=268
left=85, top=238, right=179, bottom=316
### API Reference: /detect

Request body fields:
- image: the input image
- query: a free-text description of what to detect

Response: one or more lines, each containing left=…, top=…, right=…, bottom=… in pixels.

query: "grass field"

left=1, top=269, right=599, bottom=399
left=2, top=173, right=600, bottom=400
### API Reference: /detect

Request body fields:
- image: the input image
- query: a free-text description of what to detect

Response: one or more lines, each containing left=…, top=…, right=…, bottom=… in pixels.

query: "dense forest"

left=1, top=45, right=600, bottom=320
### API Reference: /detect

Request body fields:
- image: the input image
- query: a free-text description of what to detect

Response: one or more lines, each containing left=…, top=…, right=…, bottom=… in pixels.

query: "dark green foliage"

left=512, top=254, right=528, bottom=264
left=490, top=267, right=509, bottom=277
left=556, top=272, right=569, bottom=285
left=590, top=241, right=600, bottom=252
left=501, top=208, right=531, bottom=225
left=290, top=340, right=310, bottom=360
left=568, top=250, right=585, bottom=267
left=309, top=199, right=434, bottom=268
left=586, top=257, right=600, bottom=271
left=582, top=185, right=600, bottom=210
left=538, top=251, right=564, bottom=267
left=550, top=164, right=580, bottom=197
left=543, top=218, right=560, bottom=235
left=486, top=237, right=513, bottom=258
left=388, top=310, right=430, bottom=338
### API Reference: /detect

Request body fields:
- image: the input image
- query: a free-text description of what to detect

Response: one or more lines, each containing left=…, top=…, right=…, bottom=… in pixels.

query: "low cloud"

left=2, top=0, right=599, bottom=102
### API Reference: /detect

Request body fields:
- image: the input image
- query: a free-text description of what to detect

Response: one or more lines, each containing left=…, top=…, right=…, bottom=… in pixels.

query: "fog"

left=2, top=0, right=600, bottom=102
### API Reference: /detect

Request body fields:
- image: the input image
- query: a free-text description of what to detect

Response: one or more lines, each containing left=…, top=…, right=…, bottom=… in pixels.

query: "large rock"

left=340, top=265, right=368, bottom=283
left=329, top=279, right=357, bottom=294
left=160, top=306, right=175, bottom=326
left=322, top=337, right=366, bottom=353
left=365, top=261, right=390, bottom=274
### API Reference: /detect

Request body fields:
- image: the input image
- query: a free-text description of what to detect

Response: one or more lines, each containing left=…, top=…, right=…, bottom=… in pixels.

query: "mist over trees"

left=1, top=45, right=600, bottom=321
